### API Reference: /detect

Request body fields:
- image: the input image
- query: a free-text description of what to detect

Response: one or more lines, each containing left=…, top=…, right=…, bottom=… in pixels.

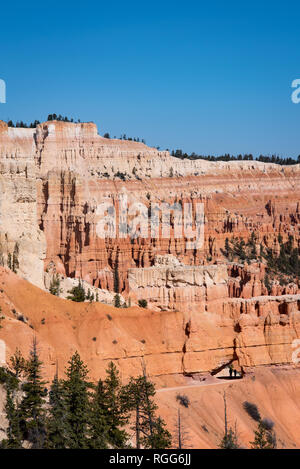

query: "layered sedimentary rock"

left=1, top=119, right=300, bottom=377
left=128, top=258, right=300, bottom=312
left=0, top=268, right=300, bottom=381
left=0, top=122, right=45, bottom=288
left=1, top=119, right=300, bottom=300
left=2, top=119, right=300, bottom=449
left=32, top=121, right=300, bottom=300
left=227, top=262, right=300, bottom=298
left=128, top=257, right=228, bottom=311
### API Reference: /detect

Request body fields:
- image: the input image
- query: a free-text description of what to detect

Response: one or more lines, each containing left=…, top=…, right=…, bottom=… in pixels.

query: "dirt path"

left=157, top=377, right=242, bottom=393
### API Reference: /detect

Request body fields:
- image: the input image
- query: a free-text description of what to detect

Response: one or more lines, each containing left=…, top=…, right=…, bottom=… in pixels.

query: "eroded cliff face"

left=31, top=120, right=300, bottom=299
left=1, top=119, right=300, bottom=377
left=0, top=268, right=299, bottom=381
left=128, top=258, right=229, bottom=312
left=0, top=122, right=45, bottom=288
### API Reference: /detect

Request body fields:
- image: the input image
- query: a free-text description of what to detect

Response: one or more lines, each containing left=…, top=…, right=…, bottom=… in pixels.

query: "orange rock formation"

left=1, top=119, right=300, bottom=447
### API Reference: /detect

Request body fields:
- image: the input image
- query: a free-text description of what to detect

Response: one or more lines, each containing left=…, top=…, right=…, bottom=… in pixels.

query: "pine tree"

left=89, top=379, right=109, bottom=449
left=250, top=421, right=276, bottom=449
left=12, top=243, right=19, bottom=273
left=19, top=338, right=47, bottom=448
left=219, top=427, right=239, bottom=449
left=114, top=294, right=121, bottom=308
left=49, top=274, right=61, bottom=296
left=102, top=361, right=129, bottom=448
left=63, top=351, right=92, bottom=448
left=244, top=401, right=276, bottom=449
left=224, top=238, right=230, bottom=257
left=1, top=373, right=23, bottom=448
left=10, top=348, right=26, bottom=379
left=67, top=279, right=85, bottom=302
left=149, top=416, right=172, bottom=449
left=123, top=370, right=172, bottom=449
left=138, top=299, right=148, bottom=308
left=7, top=253, right=12, bottom=270
left=248, top=232, right=257, bottom=259
left=46, top=371, right=70, bottom=449
left=264, top=274, right=272, bottom=294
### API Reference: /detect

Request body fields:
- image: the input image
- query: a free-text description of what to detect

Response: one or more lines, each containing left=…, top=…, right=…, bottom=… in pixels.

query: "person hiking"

left=233, top=368, right=237, bottom=378
left=229, top=364, right=233, bottom=378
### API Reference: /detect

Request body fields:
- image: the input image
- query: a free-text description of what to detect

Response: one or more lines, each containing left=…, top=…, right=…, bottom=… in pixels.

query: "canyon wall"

left=0, top=122, right=45, bottom=288
left=128, top=258, right=229, bottom=311
left=32, top=121, right=300, bottom=299
left=0, top=267, right=300, bottom=381
left=1, top=119, right=300, bottom=298
left=0, top=119, right=300, bottom=378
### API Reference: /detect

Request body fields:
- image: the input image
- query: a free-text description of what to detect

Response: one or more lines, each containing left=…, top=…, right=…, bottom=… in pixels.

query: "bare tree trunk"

left=142, top=360, right=154, bottom=441
left=136, top=404, right=140, bottom=449
left=223, top=392, right=228, bottom=438
left=178, top=409, right=182, bottom=449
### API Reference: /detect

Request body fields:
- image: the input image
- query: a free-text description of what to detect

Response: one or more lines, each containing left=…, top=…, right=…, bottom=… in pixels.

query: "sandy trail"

left=157, top=377, right=242, bottom=393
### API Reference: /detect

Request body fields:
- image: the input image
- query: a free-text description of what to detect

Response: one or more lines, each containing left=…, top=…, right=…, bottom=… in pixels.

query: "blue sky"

left=1, top=1, right=300, bottom=157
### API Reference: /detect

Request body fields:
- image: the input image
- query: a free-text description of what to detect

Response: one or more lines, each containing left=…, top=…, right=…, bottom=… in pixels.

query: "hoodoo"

left=1, top=120, right=300, bottom=448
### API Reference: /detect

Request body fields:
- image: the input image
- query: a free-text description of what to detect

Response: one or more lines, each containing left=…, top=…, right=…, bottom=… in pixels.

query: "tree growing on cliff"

left=122, top=366, right=172, bottom=449
left=264, top=274, right=272, bottom=294
left=19, top=338, right=47, bottom=448
left=62, top=351, right=93, bottom=448
left=138, top=299, right=148, bottom=308
left=10, top=348, right=26, bottom=379
left=12, top=243, right=19, bottom=273
left=250, top=420, right=276, bottom=449
left=46, top=370, right=70, bottom=449
left=0, top=352, right=173, bottom=450
left=224, top=238, right=231, bottom=258
left=101, top=361, right=129, bottom=448
left=89, top=379, right=109, bottom=449
left=219, top=426, right=240, bottom=449
left=67, top=279, right=86, bottom=302
left=114, top=293, right=121, bottom=308
left=219, top=393, right=240, bottom=449
left=243, top=401, right=276, bottom=449
left=7, top=253, right=12, bottom=270
left=247, top=231, right=257, bottom=259
left=49, top=274, right=61, bottom=297
left=0, top=370, right=23, bottom=449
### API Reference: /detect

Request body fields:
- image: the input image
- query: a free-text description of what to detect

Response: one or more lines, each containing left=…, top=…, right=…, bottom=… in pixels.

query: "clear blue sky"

left=1, top=0, right=300, bottom=157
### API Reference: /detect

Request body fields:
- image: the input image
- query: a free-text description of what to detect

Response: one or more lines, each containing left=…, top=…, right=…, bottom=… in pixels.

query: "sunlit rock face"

left=1, top=119, right=300, bottom=304
left=2, top=120, right=300, bottom=449
left=1, top=267, right=300, bottom=381
left=0, top=122, right=45, bottom=288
